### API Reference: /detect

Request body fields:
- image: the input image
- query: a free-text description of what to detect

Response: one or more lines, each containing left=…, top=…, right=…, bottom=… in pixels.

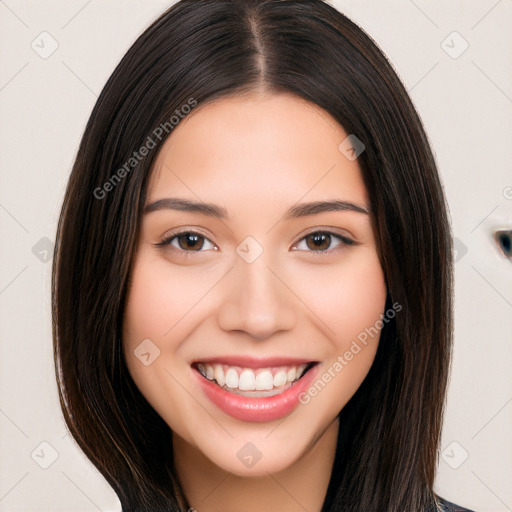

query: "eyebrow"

left=144, top=198, right=370, bottom=219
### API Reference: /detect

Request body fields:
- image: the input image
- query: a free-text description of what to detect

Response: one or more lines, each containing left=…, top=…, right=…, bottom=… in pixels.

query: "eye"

left=155, top=229, right=354, bottom=255
left=156, top=231, right=217, bottom=253
left=293, top=231, right=354, bottom=253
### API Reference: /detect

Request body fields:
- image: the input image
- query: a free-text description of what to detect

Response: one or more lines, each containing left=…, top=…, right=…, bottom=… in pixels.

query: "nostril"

left=493, top=230, right=512, bottom=260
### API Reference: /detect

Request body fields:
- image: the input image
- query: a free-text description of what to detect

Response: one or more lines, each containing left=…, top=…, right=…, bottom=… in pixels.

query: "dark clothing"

left=437, top=496, right=476, bottom=512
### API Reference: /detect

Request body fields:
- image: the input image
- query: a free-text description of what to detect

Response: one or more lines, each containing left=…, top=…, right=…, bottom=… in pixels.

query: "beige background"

left=1, top=1, right=511, bottom=511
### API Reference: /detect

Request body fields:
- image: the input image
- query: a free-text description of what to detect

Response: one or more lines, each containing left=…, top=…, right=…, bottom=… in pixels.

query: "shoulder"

left=436, top=496, right=476, bottom=512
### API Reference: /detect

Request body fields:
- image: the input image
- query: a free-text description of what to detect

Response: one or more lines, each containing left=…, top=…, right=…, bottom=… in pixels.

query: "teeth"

left=225, top=368, right=239, bottom=388
left=238, top=369, right=256, bottom=391
left=213, top=364, right=225, bottom=387
left=196, top=362, right=310, bottom=392
left=255, top=370, right=273, bottom=390
left=273, top=370, right=287, bottom=387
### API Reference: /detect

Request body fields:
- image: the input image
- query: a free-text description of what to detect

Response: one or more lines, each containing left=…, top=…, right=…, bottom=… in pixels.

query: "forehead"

left=148, top=92, right=368, bottom=209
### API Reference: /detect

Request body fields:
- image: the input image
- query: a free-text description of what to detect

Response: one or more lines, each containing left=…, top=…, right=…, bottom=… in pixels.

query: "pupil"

left=179, top=234, right=203, bottom=251
left=308, top=233, right=330, bottom=251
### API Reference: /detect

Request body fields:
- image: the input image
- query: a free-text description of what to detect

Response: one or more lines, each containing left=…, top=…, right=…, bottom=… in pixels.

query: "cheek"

left=123, top=252, right=209, bottom=350
left=290, top=250, right=387, bottom=343
left=297, top=253, right=387, bottom=411
left=292, top=253, right=386, bottom=409
left=122, top=253, right=202, bottom=418
left=338, top=260, right=387, bottom=339
left=124, top=247, right=387, bottom=359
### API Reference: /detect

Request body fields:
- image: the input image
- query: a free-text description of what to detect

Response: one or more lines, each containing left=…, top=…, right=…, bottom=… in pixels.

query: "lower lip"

left=193, top=363, right=320, bottom=423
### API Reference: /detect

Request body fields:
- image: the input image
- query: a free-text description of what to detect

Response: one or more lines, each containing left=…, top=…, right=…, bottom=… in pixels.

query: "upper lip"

left=191, top=356, right=317, bottom=369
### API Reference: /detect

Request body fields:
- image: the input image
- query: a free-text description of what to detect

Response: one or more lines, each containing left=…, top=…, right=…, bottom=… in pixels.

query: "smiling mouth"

left=192, top=361, right=318, bottom=397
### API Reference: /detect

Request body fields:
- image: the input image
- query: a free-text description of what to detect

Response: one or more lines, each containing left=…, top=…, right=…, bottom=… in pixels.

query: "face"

left=123, top=92, right=387, bottom=477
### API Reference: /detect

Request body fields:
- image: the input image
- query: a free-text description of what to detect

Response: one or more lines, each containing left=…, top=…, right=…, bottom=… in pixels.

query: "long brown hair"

left=52, top=1, right=453, bottom=510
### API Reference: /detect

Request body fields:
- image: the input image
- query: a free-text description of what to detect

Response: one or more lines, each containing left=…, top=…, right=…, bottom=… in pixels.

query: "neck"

left=173, top=418, right=339, bottom=512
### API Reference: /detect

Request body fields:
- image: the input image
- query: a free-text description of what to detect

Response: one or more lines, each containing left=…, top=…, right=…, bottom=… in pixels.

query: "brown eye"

left=305, top=233, right=331, bottom=251
left=294, top=231, right=354, bottom=253
left=176, top=233, right=205, bottom=251
left=157, top=231, right=216, bottom=252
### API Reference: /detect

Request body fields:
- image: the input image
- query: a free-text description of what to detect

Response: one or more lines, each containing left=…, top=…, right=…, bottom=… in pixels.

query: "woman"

left=52, top=1, right=475, bottom=511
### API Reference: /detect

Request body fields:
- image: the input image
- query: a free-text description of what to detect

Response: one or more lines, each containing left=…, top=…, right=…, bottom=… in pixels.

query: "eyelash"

left=155, top=229, right=355, bottom=256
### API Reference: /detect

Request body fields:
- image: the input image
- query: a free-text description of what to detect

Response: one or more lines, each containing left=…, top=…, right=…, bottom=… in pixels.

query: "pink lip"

left=192, top=362, right=320, bottom=423
left=191, top=355, right=315, bottom=369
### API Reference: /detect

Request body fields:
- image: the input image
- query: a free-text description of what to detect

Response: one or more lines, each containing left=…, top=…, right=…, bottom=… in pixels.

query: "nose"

left=216, top=254, right=297, bottom=340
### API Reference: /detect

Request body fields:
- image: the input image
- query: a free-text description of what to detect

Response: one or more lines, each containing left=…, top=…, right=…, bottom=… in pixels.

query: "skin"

left=123, top=92, right=388, bottom=512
